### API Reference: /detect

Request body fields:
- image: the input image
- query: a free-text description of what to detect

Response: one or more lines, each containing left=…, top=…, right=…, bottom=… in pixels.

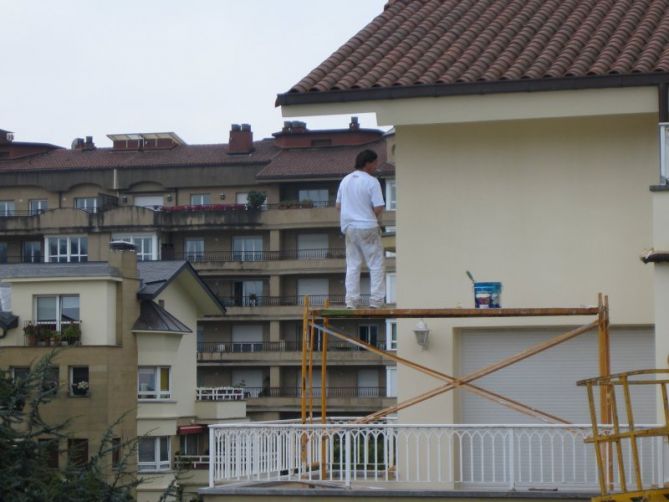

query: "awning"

left=177, top=425, right=205, bottom=435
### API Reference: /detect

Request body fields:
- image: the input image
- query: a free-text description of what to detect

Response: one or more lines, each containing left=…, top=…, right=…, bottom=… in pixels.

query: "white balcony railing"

left=197, top=387, right=245, bottom=401
left=208, top=422, right=666, bottom=490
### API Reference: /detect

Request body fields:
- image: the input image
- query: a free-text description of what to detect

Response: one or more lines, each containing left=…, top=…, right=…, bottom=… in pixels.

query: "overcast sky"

left=2, top=1, right=387, bottom=148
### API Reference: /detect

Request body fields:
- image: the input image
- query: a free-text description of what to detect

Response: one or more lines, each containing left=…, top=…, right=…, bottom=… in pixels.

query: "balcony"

left=22, top=321, right=82, bottom=347
left=206, top=421, right=662, bottom=491
left=197, top=340, right=388, bottom=364
left=240, top=387, right=388, bottom=399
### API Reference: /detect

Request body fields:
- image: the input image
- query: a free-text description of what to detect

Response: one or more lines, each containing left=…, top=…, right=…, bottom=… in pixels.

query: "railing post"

left=345, top=428, right=352, bottom=487
left=209, top=427, right=215, bottom=487
left=508, top=428, right=515, bottom=490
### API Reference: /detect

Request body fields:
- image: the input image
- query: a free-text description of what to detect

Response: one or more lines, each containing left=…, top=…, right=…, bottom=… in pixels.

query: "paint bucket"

left=474, top=282, right=502, bottom=309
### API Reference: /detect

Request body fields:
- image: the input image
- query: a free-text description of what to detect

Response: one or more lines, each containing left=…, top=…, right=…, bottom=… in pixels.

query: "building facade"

left=0, top=119, right=398, bottom=422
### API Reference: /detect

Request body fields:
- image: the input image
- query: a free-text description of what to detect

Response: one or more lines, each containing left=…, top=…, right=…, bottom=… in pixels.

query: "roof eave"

left=277, top=73, right=669, bottom=107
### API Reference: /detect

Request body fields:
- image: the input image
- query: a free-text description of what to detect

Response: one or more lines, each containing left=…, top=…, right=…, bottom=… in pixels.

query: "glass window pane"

left=37, top=297, right=57, bottom=321
left=138, top=368, right=156, bottom=392
left=138, top=438, right=155, bottom=463
left=159, top=368, right=169, bottom=392
left=61, top=296, right=79, bottom=321
left=159, top=437, right=169, bottom=461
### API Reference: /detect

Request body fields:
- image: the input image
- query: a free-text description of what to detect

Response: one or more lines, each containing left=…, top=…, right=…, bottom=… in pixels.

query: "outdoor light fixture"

left=413, top=319, right=430, bottom=349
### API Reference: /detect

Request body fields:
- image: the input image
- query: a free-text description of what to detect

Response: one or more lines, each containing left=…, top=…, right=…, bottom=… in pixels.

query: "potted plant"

left=61, top=323, right=81, bottom=346
left=300, top=198, right=314, bottom=208
left=36, top=325, right=52, bottom=347
left=72, top=380, right=89, bottom=396
left=23, top=323, right=37, bottom=346
left=246, top=191, right=266, bottom=209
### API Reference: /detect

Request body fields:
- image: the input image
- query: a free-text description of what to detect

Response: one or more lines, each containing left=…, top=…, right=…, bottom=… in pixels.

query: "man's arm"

left=373, top=205, right=384, bottom=217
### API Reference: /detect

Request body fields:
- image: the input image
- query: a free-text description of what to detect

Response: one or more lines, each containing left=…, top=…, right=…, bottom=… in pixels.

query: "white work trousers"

left=344, top=227, right=385, bottom=306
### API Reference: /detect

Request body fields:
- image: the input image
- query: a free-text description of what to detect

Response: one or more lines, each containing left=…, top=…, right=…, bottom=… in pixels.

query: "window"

left=45, top=236, right=88, bottom=263
left=10, top=367, right=30, bottom=381
left=35, top=295, right=80, bottom=329
left=190, top=193, right=210, bottom=206
left=235, top=192, right=248, bottom=204
left=39, top=439, right=59, bottom=468
left=133, top=195, right=164, bottom=210
left=0, top=242, right=6, bottom=263
left=43, top=367, right=59, bottom=396
left=298, top=189, right=329, bottom=207
left=386, top=319, right=398, bottom=351
left=359, top=325, right=379, bottom=347
left=69, top=366, right=89, bottom=397
left=0, top=200, right=15, bottom=216
left=138, top=367, right=171, bottom=400
left=233, top=280, right=263, bottom=306
left=22, top=241, right=42, bottom=263
left=386, top=272, right=396, bottom=304
left=138, top=437, right=170, bottom=472
left=297, top=233, right=329, bottom=259
left=68, top=439, right=88, bottom=466
left=385, top=179, right=397, bottom=211
left=184, top=238, right=204, bottom=261
left=112, top=233, right=157, bottom=261
left=29, top=199, right=48, bottom=215
left=74, top=197, right=98, bottom=213
left=112, top=437, right=122, bottom=469
left=660, top=123, right=669, bottom=183
left=232, top=236, right=262, bottom=261
left=179, top=434, right=199, bottom=456
left=297, top=278, right=329, bottom=306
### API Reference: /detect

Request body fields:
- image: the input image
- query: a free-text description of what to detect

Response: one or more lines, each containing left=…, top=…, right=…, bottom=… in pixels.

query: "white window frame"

left=385, top=179, right=397, bottom=211
left=29, top=199, right=48, bottom=215
left=74, top=197, right=98, bottom=213
left=385, top=272, right=396, bottom=304
left=660, top=123, right=669, bottom=184
left=0, top=200, right=16, bottom=217
left=358, top=324, right=379, bottom=347
left=45, top=236, right=88, bottom=263
left=34, top=295, right=80, bottom=330
left=112, top=233, right=158, bottom=261
left=185, top=238, right=205, bottom=261
left=69, top=366, right=89, bottom=397
left=232, top=235, right=263, bottom=261
left=137, top=366, right=171, bottom=400
left=386, top=319, right=397, bottom=351
left=138, top=436, right=171, bottom=472
left=190, top=193, right=210, bottom=206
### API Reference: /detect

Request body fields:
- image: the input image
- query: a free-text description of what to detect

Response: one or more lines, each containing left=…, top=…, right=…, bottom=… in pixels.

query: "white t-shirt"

left=336, top=170, right=385, bottom=232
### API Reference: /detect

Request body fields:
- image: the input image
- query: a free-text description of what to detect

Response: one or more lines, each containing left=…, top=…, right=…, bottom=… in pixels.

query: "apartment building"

left=0, top=244, right=240, bottom=501
left=0, top=119, right=398, bottom=421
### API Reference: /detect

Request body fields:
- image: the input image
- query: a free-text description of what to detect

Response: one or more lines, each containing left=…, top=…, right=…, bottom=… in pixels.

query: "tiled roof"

left=0, top=140, right=278, bottom=172
left=0, top=263, right=121, bottom=280
left=256, top=139, right=393, bottom=179
left=278, top=0, right=669, bottom=104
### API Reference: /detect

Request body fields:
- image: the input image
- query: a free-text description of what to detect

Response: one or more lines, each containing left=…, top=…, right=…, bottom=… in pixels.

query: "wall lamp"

left=413, top=319, right=430, bottom=349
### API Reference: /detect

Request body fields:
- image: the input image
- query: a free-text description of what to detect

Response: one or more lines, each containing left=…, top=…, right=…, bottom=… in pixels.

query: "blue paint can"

left=474, top=282, right=502, bottom=309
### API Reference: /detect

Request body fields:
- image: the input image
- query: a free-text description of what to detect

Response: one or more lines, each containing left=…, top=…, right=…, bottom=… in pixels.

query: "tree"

left=0, top=351, right=140, bottom=501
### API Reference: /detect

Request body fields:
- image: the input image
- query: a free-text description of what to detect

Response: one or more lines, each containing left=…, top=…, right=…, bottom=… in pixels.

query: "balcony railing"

left=234, top=387, right=388, bottom=399
left=23, top=321, right=82, bottom=347
left=219, top=295, right=370, bottom=307
left=208, top=422, right=664, bottom=490
left=196, top=387, right=245, bottom=401
left=198, top=340, right=386, bottom=353
left=168, top=248, right=346, bottom=262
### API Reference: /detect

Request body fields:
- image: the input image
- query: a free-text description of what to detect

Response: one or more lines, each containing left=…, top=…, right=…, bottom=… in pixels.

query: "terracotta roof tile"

left=280, top=0, right=669, bottom=103
left=256, top=139, right=393, bottom=180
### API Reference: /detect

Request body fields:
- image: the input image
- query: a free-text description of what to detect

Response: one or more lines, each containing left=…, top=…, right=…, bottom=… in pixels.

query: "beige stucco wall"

left=391, top=113, right=657, bottom=423
left=652, top=192, right=669, bottom=390
left=0, top=278, right=119, bottom=346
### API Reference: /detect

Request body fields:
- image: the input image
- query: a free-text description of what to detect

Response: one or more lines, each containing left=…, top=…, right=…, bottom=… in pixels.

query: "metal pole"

left=321, top=299, right=330, bottom=479
left=300, top=296, right=310, bottom=464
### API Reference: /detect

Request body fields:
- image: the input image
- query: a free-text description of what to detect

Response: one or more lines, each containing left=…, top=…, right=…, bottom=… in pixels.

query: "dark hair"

left=354, top=149, right=378, bottom=169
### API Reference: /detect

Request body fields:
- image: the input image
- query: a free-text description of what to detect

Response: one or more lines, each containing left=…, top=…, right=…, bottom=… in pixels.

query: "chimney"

left=108, top=240, right=139, bottom=280
left=72, top=138, right=85, bottom=150
left=83, top=136, right=96, bottom=151
left=349, top=116, right=360, bottom=130
left=228, top=123, right=254, bottom=154
left=0, top=130, right=14, bottom=145
left=290, top=121, right=307, bottom=133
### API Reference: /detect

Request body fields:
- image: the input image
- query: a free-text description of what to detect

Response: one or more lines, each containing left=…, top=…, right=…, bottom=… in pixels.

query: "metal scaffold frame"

left=300, top=294, right=611, bottom=477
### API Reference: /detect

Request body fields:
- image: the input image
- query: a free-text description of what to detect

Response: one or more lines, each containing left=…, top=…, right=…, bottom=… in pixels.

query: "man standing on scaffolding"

left=336, top=149, right=386, bottom=309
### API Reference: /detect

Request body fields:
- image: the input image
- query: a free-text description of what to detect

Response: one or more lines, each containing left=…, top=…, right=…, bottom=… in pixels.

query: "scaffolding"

left=300, top=295, right=612, bottom=476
